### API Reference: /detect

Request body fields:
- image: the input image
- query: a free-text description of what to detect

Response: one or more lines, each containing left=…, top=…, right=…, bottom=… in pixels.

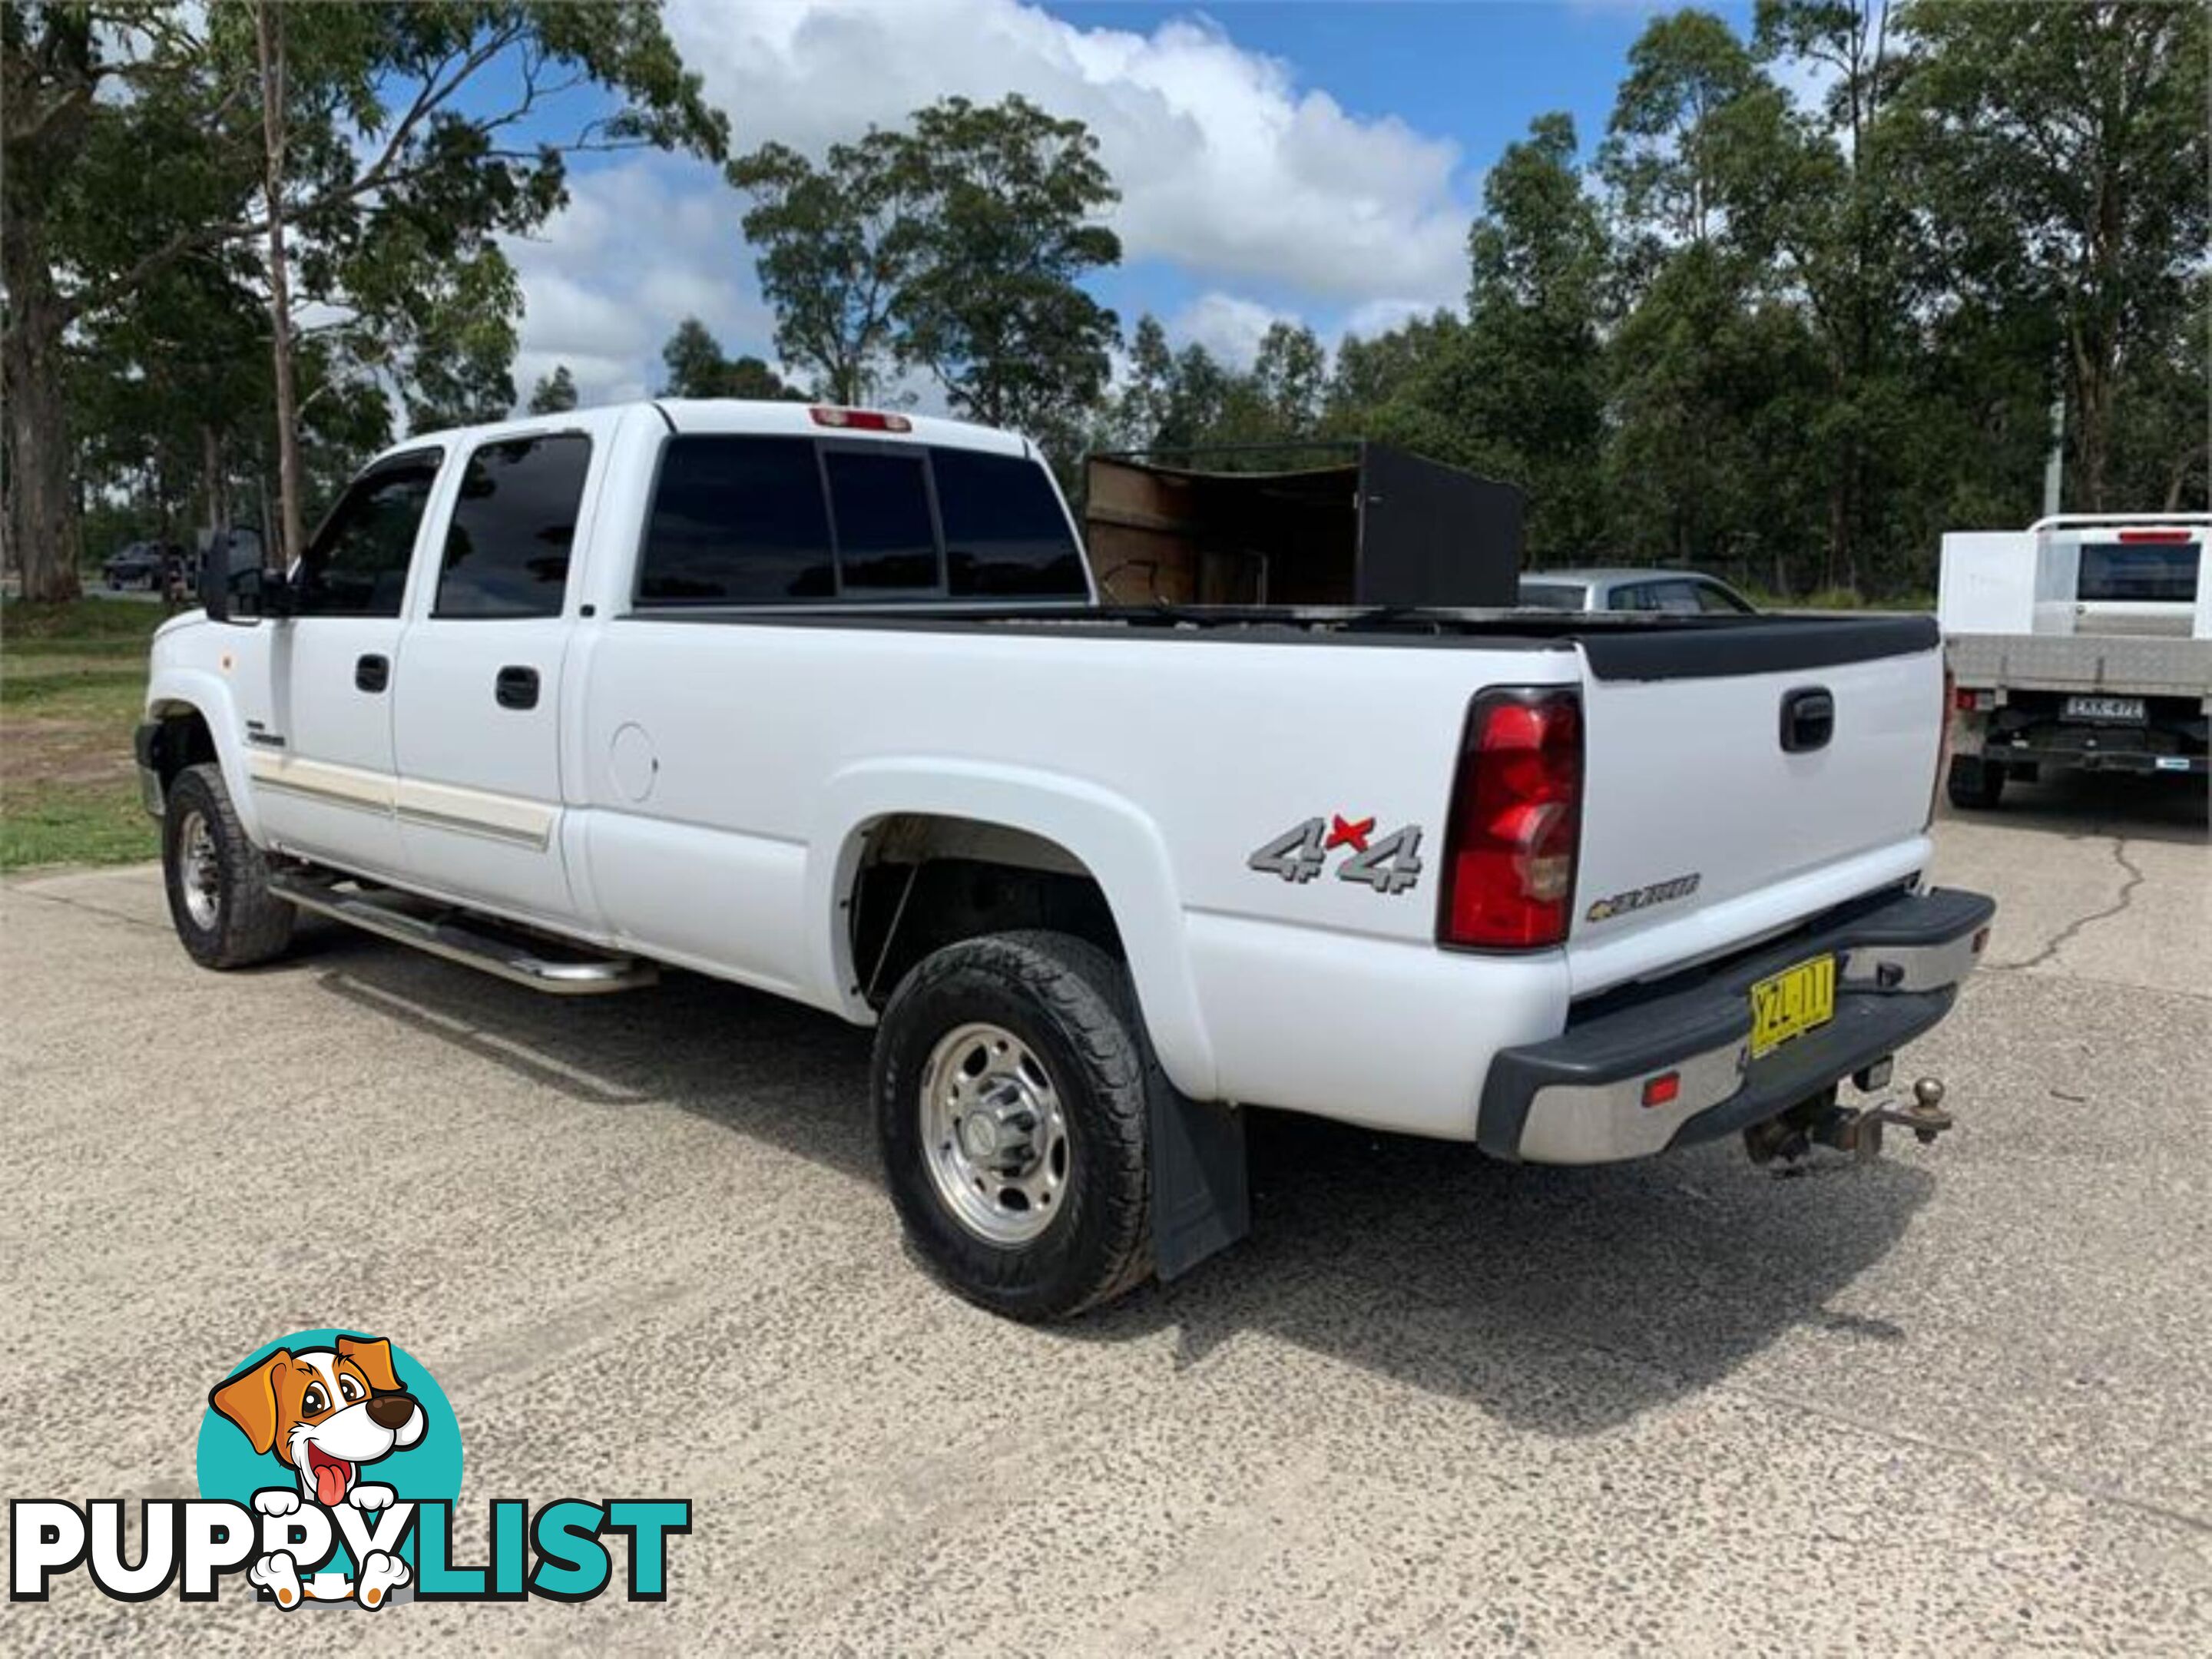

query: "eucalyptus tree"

left=2, top=1, right=726, bottom=597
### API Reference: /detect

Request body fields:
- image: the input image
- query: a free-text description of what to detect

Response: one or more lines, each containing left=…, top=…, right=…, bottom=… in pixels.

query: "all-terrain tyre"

left=1945, top=753, right=2005, bottom=811
left=162, top=762, right=296, bottom=969
left=874, top=930, right=1155, bottom=1321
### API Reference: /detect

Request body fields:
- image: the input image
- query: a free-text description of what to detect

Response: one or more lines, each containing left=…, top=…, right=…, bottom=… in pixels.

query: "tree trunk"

left=1, top=223, right=82, bottom=601
left=256, top=1, right=306, bottom=565
left=200, top=424, right=229, bottom=545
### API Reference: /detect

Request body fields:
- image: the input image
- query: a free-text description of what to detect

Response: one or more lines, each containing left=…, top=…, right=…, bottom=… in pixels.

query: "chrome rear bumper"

left=1479, top=886, right=1996, bottom=1165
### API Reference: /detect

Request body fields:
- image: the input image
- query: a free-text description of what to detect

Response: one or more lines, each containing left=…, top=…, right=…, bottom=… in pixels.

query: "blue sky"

left=494, top=1, right=1756, bottom=409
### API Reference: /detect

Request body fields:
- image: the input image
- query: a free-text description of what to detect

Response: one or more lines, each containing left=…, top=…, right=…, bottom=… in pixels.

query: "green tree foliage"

left=1306, top=116, right=1611, bottom=560
left=892, top=95, right=1121, bottom=453
left=657, top=317, right=802, bottom=401
left=1896, top=0, right=2209, bottom=512
left=730, top=94, right=1120, bottom=460
left=528, top=364, right=580, bottom=414
left=727, top=131, right=914, bottom=405
left=3, top=1, right=726, bottom=598
left=18, top=5, right=2207, bottom=607
left=1303, top=4, right=2204, bottom=594
left=1094, top=315, right=1328, bottom=466
left=1249, top=322, right=1328, bottom=439
left=1598, top=13, right=1823, bottom=577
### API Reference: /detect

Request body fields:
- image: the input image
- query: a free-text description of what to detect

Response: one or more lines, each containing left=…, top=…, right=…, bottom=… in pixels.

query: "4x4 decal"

left=1248, top=815, right=1424, bottom=894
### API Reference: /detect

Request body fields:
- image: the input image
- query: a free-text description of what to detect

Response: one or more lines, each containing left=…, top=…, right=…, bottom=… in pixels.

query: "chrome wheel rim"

left=177, top=810, right=221, bottom=930
left=919, top=1022, right=1070, bottom=1246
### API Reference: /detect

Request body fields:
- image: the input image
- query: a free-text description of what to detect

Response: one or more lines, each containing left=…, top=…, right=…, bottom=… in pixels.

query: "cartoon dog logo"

left=208, top=1334, right=426, bottom=1608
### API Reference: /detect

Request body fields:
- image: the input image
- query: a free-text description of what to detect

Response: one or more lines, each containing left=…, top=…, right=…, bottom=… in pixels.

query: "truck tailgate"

left=1567, top=619, right=1944, bottom=993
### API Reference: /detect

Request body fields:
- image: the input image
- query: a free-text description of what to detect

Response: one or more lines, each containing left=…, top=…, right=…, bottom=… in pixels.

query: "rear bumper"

left=1986, top=727, right=2207, bottom=773
left=1477, top=886, right=1996, bottom=1164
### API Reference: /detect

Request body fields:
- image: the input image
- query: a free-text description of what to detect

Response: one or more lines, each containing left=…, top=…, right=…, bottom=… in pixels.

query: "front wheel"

left=162, top=763, right=296, bottom=969
left=873, top=931, right=1154, bottom=1321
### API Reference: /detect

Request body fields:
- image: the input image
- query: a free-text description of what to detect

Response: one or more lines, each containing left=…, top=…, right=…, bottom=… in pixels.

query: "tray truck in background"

left=1939, top=514, right=2211, bottom=808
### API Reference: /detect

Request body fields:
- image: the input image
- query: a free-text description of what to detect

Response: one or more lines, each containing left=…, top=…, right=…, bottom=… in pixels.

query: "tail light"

left=1437, top=687, right=1583, bottom=949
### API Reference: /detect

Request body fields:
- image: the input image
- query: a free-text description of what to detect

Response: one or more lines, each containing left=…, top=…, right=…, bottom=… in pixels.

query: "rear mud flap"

left=1151, top=1091, right=1249, bottom=1282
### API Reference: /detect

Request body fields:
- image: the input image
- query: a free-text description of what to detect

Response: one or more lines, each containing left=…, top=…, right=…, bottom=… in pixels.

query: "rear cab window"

left=2077, top=540, right=2200, bottom=603
left=635, top=434, right=1088, bottom=608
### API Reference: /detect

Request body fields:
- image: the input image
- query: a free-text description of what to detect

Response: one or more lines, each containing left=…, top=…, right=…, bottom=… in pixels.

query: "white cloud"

left=500, top=159, right=774, bottom=409
left=1168, top=292, right=1291, bottom=369
left=1340, top=296, right=1447, bottom=343
left=501, top=1, right=1487, bottom=415
left=665, top=0, right=1475, bottom=306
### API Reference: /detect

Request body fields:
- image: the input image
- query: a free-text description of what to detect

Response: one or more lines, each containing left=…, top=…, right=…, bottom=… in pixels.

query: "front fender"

left=144, top=667, right=263, bottom=846
left=805, top=759, right=1220, bottom=1101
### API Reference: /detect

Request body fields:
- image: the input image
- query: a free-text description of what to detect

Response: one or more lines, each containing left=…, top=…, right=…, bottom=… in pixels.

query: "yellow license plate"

left=1749, top=955, right=1836, bottom=1058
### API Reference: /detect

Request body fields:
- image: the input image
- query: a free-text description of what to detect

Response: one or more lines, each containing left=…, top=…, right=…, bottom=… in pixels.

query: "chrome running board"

left=269, top=869, right=657, bottom=995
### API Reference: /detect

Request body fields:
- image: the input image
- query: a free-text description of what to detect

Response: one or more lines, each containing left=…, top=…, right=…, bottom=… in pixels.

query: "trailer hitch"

left=1745, top=1078, right=1952, bottom=1167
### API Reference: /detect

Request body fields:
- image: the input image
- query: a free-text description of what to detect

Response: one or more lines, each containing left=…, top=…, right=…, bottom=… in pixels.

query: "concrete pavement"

left=1, top=773, right=2205, bottom=1654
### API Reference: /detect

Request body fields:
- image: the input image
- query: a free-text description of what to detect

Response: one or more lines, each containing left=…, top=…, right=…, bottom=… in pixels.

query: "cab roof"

left=374, top=399, right=1035, bottom=469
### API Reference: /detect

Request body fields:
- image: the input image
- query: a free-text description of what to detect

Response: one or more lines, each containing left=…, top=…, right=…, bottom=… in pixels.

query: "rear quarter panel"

left=575, top=619, right=1581, bottom=1127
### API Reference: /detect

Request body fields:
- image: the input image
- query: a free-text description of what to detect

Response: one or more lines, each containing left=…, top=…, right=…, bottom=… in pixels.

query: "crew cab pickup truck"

left=138, top=399, right=1995, bottom=1320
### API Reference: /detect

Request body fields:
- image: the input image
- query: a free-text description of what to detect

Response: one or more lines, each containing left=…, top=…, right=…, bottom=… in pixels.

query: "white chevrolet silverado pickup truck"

left=138, top=399, right=1995, bottom=1319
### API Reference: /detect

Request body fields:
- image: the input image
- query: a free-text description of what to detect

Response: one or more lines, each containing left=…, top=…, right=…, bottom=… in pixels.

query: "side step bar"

left=269, top=869, right=657, bottom=995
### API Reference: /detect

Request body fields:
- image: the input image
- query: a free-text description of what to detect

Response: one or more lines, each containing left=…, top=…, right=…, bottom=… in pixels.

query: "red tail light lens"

left=1438, top=687, right=1583, bottom=949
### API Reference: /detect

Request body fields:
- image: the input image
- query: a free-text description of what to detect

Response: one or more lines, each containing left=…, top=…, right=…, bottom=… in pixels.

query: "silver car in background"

left=1519, top=568, right=1759, bottom=614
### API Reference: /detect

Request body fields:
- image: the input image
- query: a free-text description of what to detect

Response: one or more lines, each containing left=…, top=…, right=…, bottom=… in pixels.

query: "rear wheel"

left=162, top=763, right=296, bottom=969
left=873, top=931, right=1154, bottom=1321
left=1946, top=754, right=2005, bottom=811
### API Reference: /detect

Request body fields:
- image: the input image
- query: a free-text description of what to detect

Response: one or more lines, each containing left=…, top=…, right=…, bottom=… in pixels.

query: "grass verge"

left=1, top=598, right=167, bottom=872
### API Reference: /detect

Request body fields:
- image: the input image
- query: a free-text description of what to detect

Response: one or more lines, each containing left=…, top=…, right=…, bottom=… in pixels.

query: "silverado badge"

left=1584, top=873, right=1701, bottom=924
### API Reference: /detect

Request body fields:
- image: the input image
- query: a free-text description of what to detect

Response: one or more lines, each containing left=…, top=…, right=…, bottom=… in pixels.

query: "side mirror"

left=197, top=542, right=226, bottom=621
left=197, top=540, right=287, bottom=624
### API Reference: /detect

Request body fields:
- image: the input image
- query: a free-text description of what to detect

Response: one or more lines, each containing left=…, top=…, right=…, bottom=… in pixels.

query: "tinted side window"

left=435, top=435, right=591, bottom=618
left=933, top=447, right=1087, bottom=598
left=296, top=456, right=441, bottom=618
left=825, top=449, right=939, bottom=592
left=639, top=437, right=834, bottom=604
left=1643, top=581, right=1704, bottom=614
left=1517, top=582, right=1584, bottom=611
left=1695, top=581, right=1754, bottom=614
left=1609, top=583, right=1657, bottom=612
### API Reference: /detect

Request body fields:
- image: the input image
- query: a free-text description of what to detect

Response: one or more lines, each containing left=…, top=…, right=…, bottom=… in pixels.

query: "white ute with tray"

left=1939, top=513, right=2210, bottom=807
left=137, top=399, right=1995, bottom=1319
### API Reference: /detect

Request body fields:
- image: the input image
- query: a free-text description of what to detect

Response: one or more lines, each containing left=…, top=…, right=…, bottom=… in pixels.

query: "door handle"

left=495, top=665, right=541, bottom=710
left=355, top=654, right=389, bottom=694
left=1779, top=686, right=1834, bottom=753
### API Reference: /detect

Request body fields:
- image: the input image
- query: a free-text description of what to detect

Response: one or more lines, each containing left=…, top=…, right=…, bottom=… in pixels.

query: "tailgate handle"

left=1780, top=687, right=1834, bottom=753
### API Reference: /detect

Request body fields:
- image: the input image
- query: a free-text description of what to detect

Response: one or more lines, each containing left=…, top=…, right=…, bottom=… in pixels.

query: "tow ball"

left=1745, top=1077, right=1952, bottom=1166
